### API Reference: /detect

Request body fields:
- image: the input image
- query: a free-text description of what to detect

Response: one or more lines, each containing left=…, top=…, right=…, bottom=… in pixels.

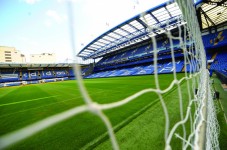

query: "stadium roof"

left=196, top=0, right=227, bottom=30
left=78, top=1, right=186, bottom=60
left=78, top=0, right=227, bottom=60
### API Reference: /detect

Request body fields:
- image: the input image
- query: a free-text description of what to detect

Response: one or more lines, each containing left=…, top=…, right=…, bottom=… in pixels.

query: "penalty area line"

left=0, top=95, right=59, bottom=107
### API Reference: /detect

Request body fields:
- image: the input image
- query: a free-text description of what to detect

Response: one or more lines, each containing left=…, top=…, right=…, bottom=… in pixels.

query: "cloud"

left=46, top=10, right=67, bottom=23
left=44, top=20, right=52, bottom=27
left=22, top=0, right=40, bottom=4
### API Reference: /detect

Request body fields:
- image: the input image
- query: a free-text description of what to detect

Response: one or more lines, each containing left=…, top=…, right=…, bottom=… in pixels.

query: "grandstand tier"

left=0, top=65, right=91, bottom=87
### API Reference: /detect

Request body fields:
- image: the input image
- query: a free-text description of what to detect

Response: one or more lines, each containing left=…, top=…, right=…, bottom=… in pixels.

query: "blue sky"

left=0, top=0, right=168, bottom=63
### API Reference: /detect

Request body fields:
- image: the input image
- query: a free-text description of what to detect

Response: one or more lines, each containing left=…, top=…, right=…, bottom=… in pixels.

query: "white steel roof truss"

left=98, top=39, right=110, bottom=44
left=115, top=28, right=128, bottom=36
left=121, top=24, right=137, bottom=33
left=130, top=20, right=144, bottom=30
left=108, top=32, right=122, bottom=39
left=102, top=35, right=115, bottom=41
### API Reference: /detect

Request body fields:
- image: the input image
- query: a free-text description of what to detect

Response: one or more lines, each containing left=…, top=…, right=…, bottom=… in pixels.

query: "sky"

left=0, top=0, right=168, bottom=63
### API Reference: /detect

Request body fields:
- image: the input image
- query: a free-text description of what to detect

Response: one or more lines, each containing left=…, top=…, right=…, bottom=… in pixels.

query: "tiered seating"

left=219, top=69, right=227, bottom=76
left=87, top=36, right=188, bottom=79
left=86, top=59, right=185, bottom=79
left=185, top=61, right=199, bottom=73
left=158, top=60, right=184, bottom=73
left=85, top=60, right=184, bottom=78
left=81, top=67, right=89, bottom=74
left=0, top=72, right=19, bottom=83
left=0, top=68, right=74, bottom=85
left=41, top=70, right=54, bottom=79
left=206, top=52, right=213, bottom=60
left=96, top=39, right=183, bottom=67
left=55, top=70, right=67, bottom=77
left=203, top=30, right=227, bottom=76
left=121, top=68, right=138, bottom=76
left=29, top=71, right=39, bottom=80
left=202, top=30, right=227, bottom=48
left=68, top=69, right=74, bottom=77
left=210, top=50, right=227, bottom=72
left=95, top=50, right=184, bottom=72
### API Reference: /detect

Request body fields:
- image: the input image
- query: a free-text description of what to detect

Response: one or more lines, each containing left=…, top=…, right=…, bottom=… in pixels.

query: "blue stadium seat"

left=41, top=70, right=54, bottom=79
left=210, top=50, right=227, bottom=71
left=0, top=70, right=19, bottom=83
left=55, top=70, right=67, bottom=77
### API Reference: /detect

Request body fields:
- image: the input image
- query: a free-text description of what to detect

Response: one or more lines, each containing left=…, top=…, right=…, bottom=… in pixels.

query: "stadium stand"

left=84, top=38, right=187, bottom=78
left=0, top=63, right=85, bottom=87
left=215, top=70, right=227, bottom=84
left=209, top=49, right=227, bottom=83
left=41, top=70, right=55, bottom=79
left=202, top=30, right=227, bottom=49
left=83, top=28, right=227, bottom=79
left=0, top=69, right=19, bottom=83
left=200, top=29, right=227, bottom=83
left=210, top=49, right=227, bottom=72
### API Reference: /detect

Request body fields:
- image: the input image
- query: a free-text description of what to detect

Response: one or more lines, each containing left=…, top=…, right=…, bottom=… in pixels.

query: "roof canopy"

left=78, top=1, right=186, bottom=60
left=196, top=0, right=227, bottom=30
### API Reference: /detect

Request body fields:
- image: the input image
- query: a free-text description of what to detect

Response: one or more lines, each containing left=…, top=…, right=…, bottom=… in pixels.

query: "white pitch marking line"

left=0, top=95, right=59, bottom=107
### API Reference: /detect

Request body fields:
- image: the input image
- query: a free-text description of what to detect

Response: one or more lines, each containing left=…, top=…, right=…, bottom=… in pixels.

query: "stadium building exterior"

left=0, top=46, right=26, bottom=63
left=0, top=63, right=92, bottom=87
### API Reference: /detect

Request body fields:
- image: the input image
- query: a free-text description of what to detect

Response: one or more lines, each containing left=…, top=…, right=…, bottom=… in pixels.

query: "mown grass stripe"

left=0, top=95, right=59, bottom=107
left=82, top=82, right=180, bottom=149
left=0, top=97, right=78, bottom=118
left=0, top=90, right=107, bottom=118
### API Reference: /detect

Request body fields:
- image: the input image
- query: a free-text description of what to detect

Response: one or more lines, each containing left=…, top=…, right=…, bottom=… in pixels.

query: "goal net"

left=0, top=0, right=220, bottom=149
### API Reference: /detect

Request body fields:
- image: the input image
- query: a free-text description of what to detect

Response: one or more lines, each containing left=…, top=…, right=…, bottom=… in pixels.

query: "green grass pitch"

left=0, top=74, right=193, bottom=149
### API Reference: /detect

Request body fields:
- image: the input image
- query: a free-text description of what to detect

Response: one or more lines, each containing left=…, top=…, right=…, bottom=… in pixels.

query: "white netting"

left=175, top=1, right=220, bottom=150
left=206, top=81, right=220, bottom=150
left=0, top=0, right=220, bottom=149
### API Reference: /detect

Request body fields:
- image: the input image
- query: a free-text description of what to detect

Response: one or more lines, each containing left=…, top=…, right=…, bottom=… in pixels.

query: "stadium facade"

left=0, top=46, right=26, bottom=63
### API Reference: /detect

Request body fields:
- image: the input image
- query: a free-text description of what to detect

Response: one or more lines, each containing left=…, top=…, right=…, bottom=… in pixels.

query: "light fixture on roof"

left=217, top=12, right=222, bottom=15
